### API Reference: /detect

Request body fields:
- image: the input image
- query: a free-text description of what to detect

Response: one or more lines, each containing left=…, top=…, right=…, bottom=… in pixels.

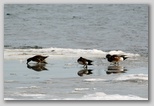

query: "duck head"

left=27, top=58, right=31, bottom=64
left=106, top=54, right=111, bottom=59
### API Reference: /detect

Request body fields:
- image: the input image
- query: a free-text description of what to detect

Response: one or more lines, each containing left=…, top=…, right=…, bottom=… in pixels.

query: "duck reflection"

left=77, top=69, right=93, bottom=77
left=106, top=65, right=127, bottom=74
left=27, top=63, right=48, bottom=72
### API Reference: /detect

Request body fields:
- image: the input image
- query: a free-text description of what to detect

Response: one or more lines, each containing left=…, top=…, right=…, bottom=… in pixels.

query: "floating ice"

left=64, top=92, right=148, bottom=100
left=115, top=74, right=148, bottom=81
left=4, top=47, right=140, bottom=59
left=74, top=88, right=90, bottom=91
left=83, top=78, right=107, bottom=82
left=81, top=92, right=148, bottom=100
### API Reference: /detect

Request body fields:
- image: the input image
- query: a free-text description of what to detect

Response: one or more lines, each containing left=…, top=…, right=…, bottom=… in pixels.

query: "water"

left=4, top=4, right=148, bottom=100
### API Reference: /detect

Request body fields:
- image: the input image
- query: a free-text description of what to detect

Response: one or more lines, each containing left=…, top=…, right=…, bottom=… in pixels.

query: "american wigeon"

left=106, top=54, right=128, bottom=65
left=27, top=55, right=48, bottom=64
left=77, top=57, right=93, bottom=68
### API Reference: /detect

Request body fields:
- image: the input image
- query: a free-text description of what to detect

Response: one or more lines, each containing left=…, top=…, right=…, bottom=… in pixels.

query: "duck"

left=77, top=57, right=93, bottom=68
left=106, top=54, right=128, bottom=65
left=27, top=55, right=48, bottom=64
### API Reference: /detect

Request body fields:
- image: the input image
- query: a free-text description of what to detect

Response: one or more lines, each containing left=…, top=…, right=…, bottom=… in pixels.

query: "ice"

left=115, top=74, right=148, bottom=81
left=83, top=78, right=107, bottom=82
left=5, top=92, right=147, bottom=100
left=4, top=47, right=140, bottom=59
left=74, top=88, right=90, bottom=91
left=64, top=92, right=148, bottom=100
left=81, top=92, right=148, bottom=100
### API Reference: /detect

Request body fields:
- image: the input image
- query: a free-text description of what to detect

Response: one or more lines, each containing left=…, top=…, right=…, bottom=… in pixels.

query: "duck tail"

left=88, top=61, right=93, bottom=65
left=124, top=57, right=128, bottom=60
left=42, top=61, right=47, bottom=64
left=44, top=56, right=49, bottom=58
left=122, top=55, right=128, bottom=60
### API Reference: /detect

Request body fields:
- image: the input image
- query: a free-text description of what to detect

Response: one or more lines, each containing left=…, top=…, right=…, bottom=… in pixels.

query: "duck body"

left=27, top=55, right=48, bottom=64
left=106, top=54, right=128, bottom=65
left=77, top=57, right=93, bottom=68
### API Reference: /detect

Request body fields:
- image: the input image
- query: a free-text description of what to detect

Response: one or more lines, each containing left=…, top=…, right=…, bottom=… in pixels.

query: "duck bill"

left=26, top=61, right=29, bottom=64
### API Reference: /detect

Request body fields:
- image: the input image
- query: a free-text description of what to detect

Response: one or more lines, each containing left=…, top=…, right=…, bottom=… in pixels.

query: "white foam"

left=4, top=47, right=140, bottom=59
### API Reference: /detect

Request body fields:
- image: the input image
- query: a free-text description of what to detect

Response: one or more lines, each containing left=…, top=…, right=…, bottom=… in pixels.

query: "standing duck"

left=27, top=55, right=48, bottom=64
left=106, top=54, right=128, bottom=65
left=77, top=57, right=93, bottom=68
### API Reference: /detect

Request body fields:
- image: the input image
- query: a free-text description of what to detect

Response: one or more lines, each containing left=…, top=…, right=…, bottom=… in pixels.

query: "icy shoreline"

left=4, top=47, right=140, bottom=59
